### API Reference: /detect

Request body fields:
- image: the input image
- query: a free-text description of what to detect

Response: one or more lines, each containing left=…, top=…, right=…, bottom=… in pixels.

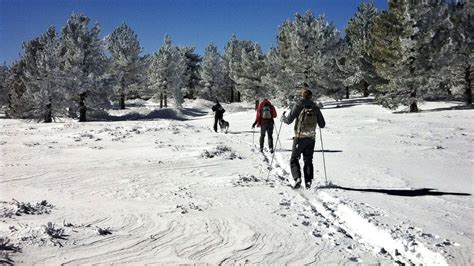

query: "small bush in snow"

left=96, top=227, right=112, bottom=236
left=0, top=237, right=21, bottom=252
left=0, top=199, right=54, bottom=217
left=62, top=220, right=75, bottom=227
left=234, top=175, right=261, bottom=186
left=13, top=199, right=54, bottom=216
left=43, top=222, right=67, bottom=240
left=200, top=145, right=243, bottom=160
left=0, top=206, right=16, bottom=218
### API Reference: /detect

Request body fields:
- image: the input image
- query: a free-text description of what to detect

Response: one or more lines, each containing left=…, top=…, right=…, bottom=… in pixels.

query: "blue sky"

left=0, top=0, right=388, bottom=65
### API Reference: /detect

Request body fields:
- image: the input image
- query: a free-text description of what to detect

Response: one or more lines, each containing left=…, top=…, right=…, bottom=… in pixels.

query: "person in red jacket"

left=252, top=99, right=277, bottom=153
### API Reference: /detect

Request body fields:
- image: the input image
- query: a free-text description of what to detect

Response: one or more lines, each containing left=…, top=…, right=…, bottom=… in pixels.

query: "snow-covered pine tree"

left=230, top=43, right=268, bottom=101
left=181, top=47, right=201, bottom=100
left=0, top=63, right=8, bottom=107
left=149, top=35, right=187, bottom=108
left=262, top=47, right=295, bottom=106
left=4, top=60, right=29, bottom=118
left=107, top=23, right=147, bottom=109
left=370, top=0, right=451, bottom=112
left=199, top=43, right=226, bottom=101
left=444, top=1, right=473, bottom=105
left=224, top=35, right=255, bottom=102
left=59, top=13, right=110, bottom=121
left=170, top=49, right=187, bottom=108
left=263, top=11, right=341, bottom=103
left=20, top=26, right=67, bottom=122
left=321, top=41, right=347, bottom=101
left=343, top=1, right=380, bottom=97
left=223, top=35, right=238, bottom=102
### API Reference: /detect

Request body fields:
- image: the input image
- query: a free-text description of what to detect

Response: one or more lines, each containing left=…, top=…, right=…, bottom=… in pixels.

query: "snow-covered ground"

left=1, top=98, right=472, bottom=264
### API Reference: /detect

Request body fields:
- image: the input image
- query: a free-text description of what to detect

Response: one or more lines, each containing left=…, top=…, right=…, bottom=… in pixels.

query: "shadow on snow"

left=323, top=97, right=375, bottom=109
left=278, top=149, right=343, bottom=153
left=92, top=107, right=209, bottom=122
left=319, top=185, right=471, bottom=197
left=393, top=102, right=472, bottom=114
left=227, top=130, right=255, bottom=134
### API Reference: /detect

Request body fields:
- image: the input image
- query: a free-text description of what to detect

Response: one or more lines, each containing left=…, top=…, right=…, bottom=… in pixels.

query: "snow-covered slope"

left=1, top=98, right=472, bottom=264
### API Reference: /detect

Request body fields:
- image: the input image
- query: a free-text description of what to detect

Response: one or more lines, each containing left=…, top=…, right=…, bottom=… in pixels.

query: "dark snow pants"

left=213, top=113, right=223, bottom=132
left=260, top=123, right=274, bottom=151
left=290, top=137, right=315, bottom=183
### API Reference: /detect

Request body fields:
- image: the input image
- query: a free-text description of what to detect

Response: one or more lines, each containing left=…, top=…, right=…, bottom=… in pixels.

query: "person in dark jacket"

left=281, top=86, right=325, bottom=189
left=252, top=99, right=277, bottom=153
left=211, top=100, right=225, bottom=133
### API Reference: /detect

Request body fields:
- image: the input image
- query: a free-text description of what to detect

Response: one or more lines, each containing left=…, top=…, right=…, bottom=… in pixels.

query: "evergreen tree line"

left=0, top=0, right=471, bottom=122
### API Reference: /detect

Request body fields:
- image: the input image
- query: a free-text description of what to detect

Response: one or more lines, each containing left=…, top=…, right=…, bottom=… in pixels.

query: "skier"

left=211, top=100, right=225, bottom=133
left=281, top=85, right=325, bottom=189
left=252, top=99, right=277, bottom=153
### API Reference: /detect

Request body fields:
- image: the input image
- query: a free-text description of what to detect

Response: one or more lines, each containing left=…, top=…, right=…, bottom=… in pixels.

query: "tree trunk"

left=160, top=92, right=163, bottom=108
left=237, top=91, right=241, bottom=102
left=79, top=92, right=86, bottom=122
left=44, top=103, right=52, bottom=123
left=230, top=87, right=234, bottom=103
left=409, top=90, right=418, bottom=112
left=465, top=64, right=472, bottom=105
left=120, top=93, right=125, bottom=109
left=345, top=87, right=350, bottom=99
left=362, top=80, right=369, bottom=97
left=164, top=93, right=167, bottom=108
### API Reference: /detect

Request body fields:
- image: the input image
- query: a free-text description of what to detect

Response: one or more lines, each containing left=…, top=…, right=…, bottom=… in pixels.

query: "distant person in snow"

left=211, top=100, right=226, bottom=133
left=281, top=84, right=325, bottom=189
left=252, top=99, right=277, bottom=153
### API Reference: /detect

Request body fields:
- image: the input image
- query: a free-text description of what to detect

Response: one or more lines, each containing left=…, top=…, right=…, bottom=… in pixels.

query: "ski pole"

left=266, top=120, right=283, bottom=180
left=319, top=127, right=328, bottom=185
left=276, top=125, right=283, bottom=151
left=252, top=128, right=255, bottom=146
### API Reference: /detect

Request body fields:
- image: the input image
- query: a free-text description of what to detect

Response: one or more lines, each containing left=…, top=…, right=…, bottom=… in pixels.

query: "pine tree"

left=19, top=26, right=66, bottom=122
left=60, top=13, right=110, bottom=121
left=444, top=1, right=473, bottom=105
left=262, top=47, right=295, bottom=106
left=181, top=47, right=201, bottom=99
left=149, top=35, right=187, bottom=108
left=107, top=23, right=146, bottom=109
left=322, top=41, right=347, bottom=100
left=230, top=43, right=267, bottom=101
left=0, top=63, right=8, bottom=107
left=199, top=43, right=226, bottom=101
left=224, top=35, right=255, bottom=102
left=370, top=0, right=451, bottom=112
left=343, top=1, right=380, bottom=97
left=263, top=11, right=341, bottom=103
left=4, top=60, right=28, bottom=118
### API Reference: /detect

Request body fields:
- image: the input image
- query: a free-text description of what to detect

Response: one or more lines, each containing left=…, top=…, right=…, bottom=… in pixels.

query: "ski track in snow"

left=1, top=100, right=470, bottom=264
left=223, top=127, right=449, bottom=265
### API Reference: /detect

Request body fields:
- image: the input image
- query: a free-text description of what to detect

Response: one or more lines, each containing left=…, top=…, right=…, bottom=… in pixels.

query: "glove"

left=280, top=114, right=286, bottom=122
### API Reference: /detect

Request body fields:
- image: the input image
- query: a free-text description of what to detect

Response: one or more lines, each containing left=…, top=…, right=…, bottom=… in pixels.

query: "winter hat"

left=301, top=88, right=313, bottom=99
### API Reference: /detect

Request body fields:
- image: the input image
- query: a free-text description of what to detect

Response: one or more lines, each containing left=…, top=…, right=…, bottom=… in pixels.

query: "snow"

left=1, top=98, right=472, bottom=264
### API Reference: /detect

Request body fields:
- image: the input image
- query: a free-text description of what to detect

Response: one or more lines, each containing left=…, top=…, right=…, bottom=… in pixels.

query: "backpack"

left=261, top=105, right=272, bottom=119
left=295, top=107, right=318, bottom=138
left=213, top=104, right=225, bottom=113
left=217, top=105, right=225, bottom=113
